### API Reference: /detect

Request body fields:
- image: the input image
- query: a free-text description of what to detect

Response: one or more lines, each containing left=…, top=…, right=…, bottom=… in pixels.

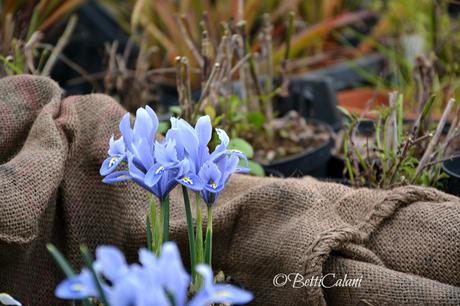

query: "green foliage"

left=247, top=160, right=265, bottom=177
left=360, top=0, right=460, bottom=116
left=342, top=92, right=458, bottom=189
left=46, top=244, right=76, bottom=278
left=100, top=0, right=372, bottom=80
left=228, top=138, right=254, bottom=158
left=247, top=112, right=265, bottom=129
left=1, top=1, right=81, bottom=77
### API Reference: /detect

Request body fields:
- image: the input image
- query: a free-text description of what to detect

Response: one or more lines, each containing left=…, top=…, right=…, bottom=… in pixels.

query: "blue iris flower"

left=55, top=242, right=253, bottom=306
left=100, top=136, right=127, bottom=177
left=100, top=106, right=179, bottom=201
left=198, top=154, right=248, bottom=206
left=189, top=265, right=253, bottom=306
left=55, top=268, right=101, bottom=300
left=100, top=108, right=249, bottom=203
left=160, top=115, right=249, bottom=206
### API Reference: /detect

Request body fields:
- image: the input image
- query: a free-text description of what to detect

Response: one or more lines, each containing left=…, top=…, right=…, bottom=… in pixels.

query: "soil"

left=250, top=111, right=332, bottom=164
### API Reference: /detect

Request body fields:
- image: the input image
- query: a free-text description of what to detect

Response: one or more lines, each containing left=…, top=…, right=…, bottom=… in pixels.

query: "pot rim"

left=261, top=118, right=334, bottom=167
left=442, top=157, right=460, bottom=179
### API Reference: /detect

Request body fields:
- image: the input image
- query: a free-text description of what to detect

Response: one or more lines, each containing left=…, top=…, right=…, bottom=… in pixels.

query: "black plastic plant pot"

left=262, top=119, right=334, bottom=178
left=275, top=76, right=342, bottom=132
left=324, top=155, right=348, bottom=185
left=442, top=157, right=460, bottom=196
left=301, top=53, right=386, bottom=92
left=50, top=2, right=132, bottom=95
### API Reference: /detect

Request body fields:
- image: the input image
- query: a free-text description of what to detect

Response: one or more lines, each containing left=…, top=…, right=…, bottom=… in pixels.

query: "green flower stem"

left=80, top=245, right=110, bottom=306
left=195, top=194, right=204, bottom=265
left=204, top=206, right=213, bottom=268
left=194, top=193, right=204, bottom=290
left=153, top=200, right=161, bottom=256
left=147, top=196, right=156, bottom=252
left=161, top=195, right=170, bottom=243
left=146, top=214, right=153, bottom=252
left=182, top=186, right=196, bottom=281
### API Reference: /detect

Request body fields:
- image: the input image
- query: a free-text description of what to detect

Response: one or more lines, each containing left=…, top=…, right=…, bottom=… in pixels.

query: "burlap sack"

left=1, top=75, right=459, bottom=306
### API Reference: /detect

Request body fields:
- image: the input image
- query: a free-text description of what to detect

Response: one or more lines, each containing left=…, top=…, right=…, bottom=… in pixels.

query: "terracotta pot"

left=338, top=88, right=452, bottom=122
left=337, top=88, right=389, bottom=118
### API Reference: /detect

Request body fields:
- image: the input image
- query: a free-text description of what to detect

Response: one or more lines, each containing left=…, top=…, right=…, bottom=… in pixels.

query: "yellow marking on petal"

left=182, top=177, right=194, bottom=185
left=210, top=183, right=217, bottom=189
left=109, top=156, right=118, bottom=167
left=216, top=290, right=232, bottom=298
left=70, top=284, right=85, bottom=292
left=118, top=175, right=128, bottom=179
left=155, top=166, right=165, bottom=174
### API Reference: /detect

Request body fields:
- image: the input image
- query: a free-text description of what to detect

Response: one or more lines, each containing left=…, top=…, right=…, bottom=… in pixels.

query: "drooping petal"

left=55, top=269, right=98, bottom=300
left=189, top=265, right=253, bottom=306
left=235, top=166, right=250, bottom=174
left=203, top=182, right=224, bottom=193
left=176, top=173, right=204, bottom=192
left=144, top=163, right=167, bottom=188
left=100, top=154, right=125, bottom=176
left=102, top=171, right=131, bottom=184
left=0, top=293, right=21, bottom=306
left=95, top=246, right=130, bottom=283
left=203, top=284, right=254, bottom=306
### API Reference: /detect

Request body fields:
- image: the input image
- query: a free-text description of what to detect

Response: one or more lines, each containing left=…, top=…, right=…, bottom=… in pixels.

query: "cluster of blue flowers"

left=100, top=106, right=248, bottom=205
left=52, top=107, right=252, bottom=305
left=55, top=242, right=253, bottom=306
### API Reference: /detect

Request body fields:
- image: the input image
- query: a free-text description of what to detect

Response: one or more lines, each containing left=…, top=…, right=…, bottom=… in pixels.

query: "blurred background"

left=3, top=0, right=460, bottom=192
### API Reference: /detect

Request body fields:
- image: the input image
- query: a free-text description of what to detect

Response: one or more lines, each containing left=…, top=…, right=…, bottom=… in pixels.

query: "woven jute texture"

left=1, top=75, right=460, bottom=306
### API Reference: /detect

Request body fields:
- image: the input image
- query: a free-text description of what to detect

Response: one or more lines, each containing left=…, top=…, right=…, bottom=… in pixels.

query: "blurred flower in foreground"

left=0, top=293, right=21, bottom=306
left=55, top=242, right=253, bottom=306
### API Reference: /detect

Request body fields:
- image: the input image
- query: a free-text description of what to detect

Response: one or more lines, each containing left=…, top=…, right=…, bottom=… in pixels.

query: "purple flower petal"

left=102, top=171, right=131, bottom=184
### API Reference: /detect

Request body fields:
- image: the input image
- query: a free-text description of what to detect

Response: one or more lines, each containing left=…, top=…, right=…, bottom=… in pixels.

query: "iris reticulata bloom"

left=55, top=242, right=253, bottom=306
left=100, top=107, right=249, bottom=205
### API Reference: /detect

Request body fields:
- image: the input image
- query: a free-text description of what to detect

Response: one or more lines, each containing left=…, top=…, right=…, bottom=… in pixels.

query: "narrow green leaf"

left=47, top=244, right=93, bottom=306
left=46, top=244, right=76, bottom=277
left=80, top=245, right=110, bottom=306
